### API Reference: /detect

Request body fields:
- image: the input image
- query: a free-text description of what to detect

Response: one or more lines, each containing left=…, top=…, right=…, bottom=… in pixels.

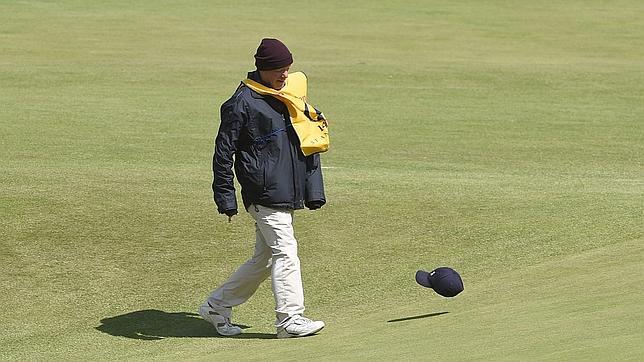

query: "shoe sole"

left=277, top=324, right=325, bottom=339
left=215, top=329, right=242, bottom=337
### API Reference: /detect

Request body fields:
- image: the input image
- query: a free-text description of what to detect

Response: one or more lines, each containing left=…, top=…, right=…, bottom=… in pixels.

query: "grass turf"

left=1, top=0, right=642, bottom=360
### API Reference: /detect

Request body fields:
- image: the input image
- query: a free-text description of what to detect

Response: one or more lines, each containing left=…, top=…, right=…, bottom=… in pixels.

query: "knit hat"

left=254, top=38, right=293, bottom=70
left=415, top=267, right=464, bottom=297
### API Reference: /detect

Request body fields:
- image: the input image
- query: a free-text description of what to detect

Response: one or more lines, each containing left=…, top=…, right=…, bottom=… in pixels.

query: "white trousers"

left=206, top=204, right=305, bottom=326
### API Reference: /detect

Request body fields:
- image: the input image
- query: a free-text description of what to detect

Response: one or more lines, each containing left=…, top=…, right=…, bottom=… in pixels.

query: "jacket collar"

left=248, top=70, right=275, bottom=87
left=247, top=70, right=269, bottom=99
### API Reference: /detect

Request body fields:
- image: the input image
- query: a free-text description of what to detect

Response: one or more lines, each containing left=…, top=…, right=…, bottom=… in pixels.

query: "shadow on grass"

left=96, top=309, right=275, bottom=340
left=387, top=311, right=449, bottom=323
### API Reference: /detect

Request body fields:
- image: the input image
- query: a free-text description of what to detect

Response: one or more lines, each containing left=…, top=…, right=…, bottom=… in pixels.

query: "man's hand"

left=224, top=209, right=238, bottom=222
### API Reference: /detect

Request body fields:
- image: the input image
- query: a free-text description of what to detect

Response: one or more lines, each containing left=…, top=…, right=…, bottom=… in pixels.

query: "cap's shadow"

left=96, top=309, right=275, bottom=340
left=387, top=311, right=449, bottom=323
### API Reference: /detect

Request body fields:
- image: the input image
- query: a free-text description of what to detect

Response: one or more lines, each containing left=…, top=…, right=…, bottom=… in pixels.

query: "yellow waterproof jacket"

left=242, top=72, right=329, bottom=156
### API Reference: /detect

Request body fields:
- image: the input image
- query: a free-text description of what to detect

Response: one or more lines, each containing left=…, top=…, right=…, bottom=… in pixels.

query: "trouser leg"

left=249, top=204, right=305, bottom=326
left=205, top=221, right=272, bottom=318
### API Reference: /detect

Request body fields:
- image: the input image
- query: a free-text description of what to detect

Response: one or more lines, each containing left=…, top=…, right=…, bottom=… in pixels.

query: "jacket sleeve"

left=212, top=99, right=245, bottom=214
left=304, top=153, right=326, bottom=209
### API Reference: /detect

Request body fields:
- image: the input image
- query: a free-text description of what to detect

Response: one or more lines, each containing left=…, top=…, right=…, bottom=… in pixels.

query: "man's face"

left=259, top=65, right=290, bottom=90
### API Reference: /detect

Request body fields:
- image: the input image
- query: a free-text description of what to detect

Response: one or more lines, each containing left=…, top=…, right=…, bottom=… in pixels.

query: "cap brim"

left=415, top=270, right=432, bottom=288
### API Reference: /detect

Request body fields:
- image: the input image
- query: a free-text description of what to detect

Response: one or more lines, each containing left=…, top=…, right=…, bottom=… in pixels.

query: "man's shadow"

left=96, top=309, right=275, bottom=340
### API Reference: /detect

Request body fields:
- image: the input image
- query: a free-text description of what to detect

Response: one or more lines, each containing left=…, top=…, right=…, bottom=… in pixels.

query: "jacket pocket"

left=236, top=149, right=264, bottom=192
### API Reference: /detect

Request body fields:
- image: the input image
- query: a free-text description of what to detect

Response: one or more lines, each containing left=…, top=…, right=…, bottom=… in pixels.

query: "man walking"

left=200, top=38, right=327, bottom=339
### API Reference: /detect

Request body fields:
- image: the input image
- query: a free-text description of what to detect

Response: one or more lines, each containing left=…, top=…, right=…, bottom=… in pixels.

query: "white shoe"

left=277, top=315, right=325, bottom=339
left=199, top=303, right=242, bottom=336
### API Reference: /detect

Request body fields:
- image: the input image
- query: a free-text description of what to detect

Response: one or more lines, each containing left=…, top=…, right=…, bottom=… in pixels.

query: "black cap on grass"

left=415, top=267, right=464, bottom=297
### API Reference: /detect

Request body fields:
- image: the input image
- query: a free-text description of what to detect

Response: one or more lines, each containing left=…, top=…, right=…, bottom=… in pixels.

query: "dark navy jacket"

left=212, top=71, right=326, bottom=214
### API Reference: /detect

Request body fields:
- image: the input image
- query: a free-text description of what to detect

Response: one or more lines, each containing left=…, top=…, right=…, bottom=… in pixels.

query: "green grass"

left=1, top=0, right=643, bottom=360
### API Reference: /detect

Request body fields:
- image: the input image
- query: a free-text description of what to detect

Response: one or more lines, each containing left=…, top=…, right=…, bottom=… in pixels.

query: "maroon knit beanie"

left=254, top=38, right=293, bottom=70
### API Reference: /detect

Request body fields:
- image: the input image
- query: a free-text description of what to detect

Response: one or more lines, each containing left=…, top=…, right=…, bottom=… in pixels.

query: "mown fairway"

left=1, top=0, right=642, bottom=360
